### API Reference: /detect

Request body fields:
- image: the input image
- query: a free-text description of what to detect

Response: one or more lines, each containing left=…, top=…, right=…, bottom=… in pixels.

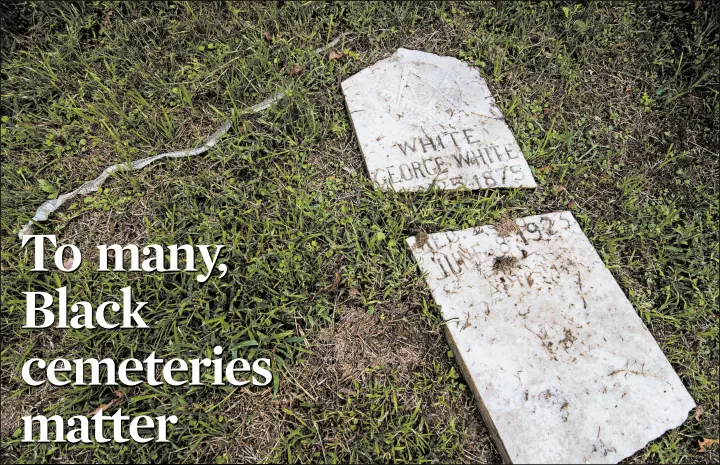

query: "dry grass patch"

left=266, top=305, right=499, bottom=463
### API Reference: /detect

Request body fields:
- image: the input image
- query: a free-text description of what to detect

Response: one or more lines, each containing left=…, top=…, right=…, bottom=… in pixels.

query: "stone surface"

left=341, top=48, right=536, bottom=191
left=407, top=212, right=694, bottom=464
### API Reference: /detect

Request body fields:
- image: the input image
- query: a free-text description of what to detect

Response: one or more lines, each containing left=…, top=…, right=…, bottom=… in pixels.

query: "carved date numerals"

left=517, top=215, right=571, bottom=241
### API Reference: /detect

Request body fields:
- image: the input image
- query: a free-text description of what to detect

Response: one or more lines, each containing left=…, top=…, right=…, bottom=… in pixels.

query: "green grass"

left=1, top=1, right=718, bottom=463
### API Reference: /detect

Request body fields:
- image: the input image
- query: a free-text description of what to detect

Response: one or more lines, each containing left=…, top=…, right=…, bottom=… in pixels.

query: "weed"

left=1, top=1, right=718, bottom=463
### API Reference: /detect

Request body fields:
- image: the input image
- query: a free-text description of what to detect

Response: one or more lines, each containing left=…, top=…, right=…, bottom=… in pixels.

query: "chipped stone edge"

left=341, top=48, right=537, bottom=192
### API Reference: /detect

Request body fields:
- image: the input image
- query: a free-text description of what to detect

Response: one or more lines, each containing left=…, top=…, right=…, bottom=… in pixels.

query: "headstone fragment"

left=406, top=212, right=694, bottom=463
left=341, top=48, right=536, bottom=191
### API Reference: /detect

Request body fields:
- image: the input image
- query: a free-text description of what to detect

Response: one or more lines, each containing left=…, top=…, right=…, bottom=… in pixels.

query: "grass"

left=1, top=1, right=718, bottom=463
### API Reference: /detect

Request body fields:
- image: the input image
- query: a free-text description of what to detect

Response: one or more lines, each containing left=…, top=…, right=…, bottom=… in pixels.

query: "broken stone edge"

left=341, top=48, right=537, bottom=192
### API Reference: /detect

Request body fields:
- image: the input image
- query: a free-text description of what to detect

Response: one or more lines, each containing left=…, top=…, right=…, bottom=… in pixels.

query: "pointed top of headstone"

left=342, top=48, right=536, bottom=191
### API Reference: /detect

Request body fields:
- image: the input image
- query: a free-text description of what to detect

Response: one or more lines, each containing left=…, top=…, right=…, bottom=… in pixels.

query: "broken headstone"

left=341, top=48, right=536, bottom=191
left=406, top=212, right=694, bottom=463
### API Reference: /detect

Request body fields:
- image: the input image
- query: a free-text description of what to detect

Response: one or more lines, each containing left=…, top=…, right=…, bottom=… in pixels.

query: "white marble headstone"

left=342, top=48, right=536, bottom=191
left=407, top=212, right=694, bottom=463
